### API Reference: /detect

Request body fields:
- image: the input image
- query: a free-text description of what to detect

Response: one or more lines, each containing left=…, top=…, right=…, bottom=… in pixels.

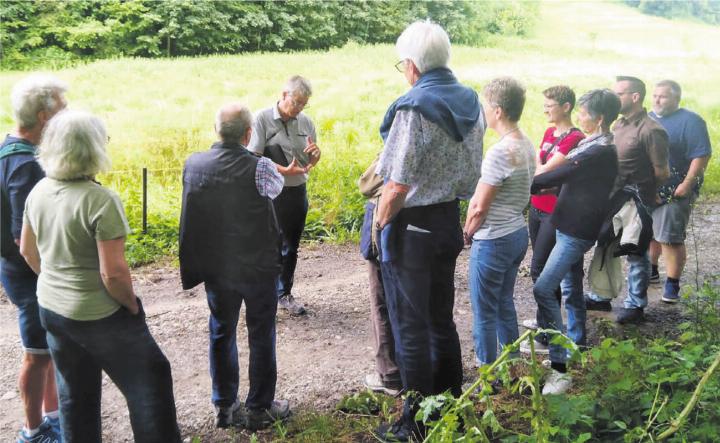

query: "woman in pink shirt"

left=523, top=86, right=585, bottom=353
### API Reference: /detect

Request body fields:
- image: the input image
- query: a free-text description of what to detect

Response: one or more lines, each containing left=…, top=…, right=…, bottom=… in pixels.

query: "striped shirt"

left=473, top=135, right=536, bottom=240
left=254, top=156, right=284, bottom=199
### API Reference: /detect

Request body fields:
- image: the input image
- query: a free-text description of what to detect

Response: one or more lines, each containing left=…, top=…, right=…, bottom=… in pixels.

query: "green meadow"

left=1, top=1, right=718, bottom=265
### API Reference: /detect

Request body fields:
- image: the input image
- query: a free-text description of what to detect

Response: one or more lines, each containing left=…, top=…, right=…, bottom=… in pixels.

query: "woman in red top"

left=523, top=86, right=585, bottom=353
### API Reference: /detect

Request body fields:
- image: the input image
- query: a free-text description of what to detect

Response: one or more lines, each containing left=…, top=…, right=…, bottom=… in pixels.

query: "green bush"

left=0, top=0, right=538, bottom=69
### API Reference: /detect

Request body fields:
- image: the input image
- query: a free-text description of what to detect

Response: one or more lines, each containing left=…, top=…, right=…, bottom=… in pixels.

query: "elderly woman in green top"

left=20, top=110, right=181, bottom=443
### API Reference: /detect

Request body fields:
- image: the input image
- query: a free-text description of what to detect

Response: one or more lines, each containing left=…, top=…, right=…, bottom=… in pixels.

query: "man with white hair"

left=374, top=21, right=484, bottom=441
left=247, top=75, right=321, bottom=315
left=648, top=80, right=712, bottom=302
left=1, top=74, right=66, bottom=442
left=179, top=103, right=290, bottom=430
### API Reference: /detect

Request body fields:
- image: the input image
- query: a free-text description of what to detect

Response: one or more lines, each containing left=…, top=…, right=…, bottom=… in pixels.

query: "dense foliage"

left=332, top=282, right=720, bottom=443
left=623, top=0, right=720, bottom=25
left=0, top=0, right=536, bottom=69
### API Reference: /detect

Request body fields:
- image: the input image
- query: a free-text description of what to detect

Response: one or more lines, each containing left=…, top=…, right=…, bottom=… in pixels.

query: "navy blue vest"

left=179, top=142, right=281, bottom=289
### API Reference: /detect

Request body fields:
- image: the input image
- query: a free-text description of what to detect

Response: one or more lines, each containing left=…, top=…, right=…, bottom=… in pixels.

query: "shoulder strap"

left=0, top=141, right=36, bottom=161
left=540, top=128, right=581, bottom=165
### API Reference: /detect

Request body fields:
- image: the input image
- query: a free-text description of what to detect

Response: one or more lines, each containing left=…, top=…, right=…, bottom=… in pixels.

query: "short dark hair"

left=616, top=75, right=646, bottom=101
left=543, top=85, right=576, bottom=112
left=577, top=89, right=621, bottom=129
left=656, top=79, right=682, bottom=100
left=483, top=77, right=526, bottom=123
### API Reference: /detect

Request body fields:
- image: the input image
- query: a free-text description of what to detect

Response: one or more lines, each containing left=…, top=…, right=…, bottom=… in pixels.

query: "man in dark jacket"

left=1, top=74, right=67, bottom=442
left=179, top=103, right=289, bottom=430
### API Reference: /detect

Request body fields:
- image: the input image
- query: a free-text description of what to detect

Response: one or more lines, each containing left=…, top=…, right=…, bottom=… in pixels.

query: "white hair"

left=38, top=110, right=111, bottom=180
left=215, top=103, right=253, bottom=143
left=284, top=75, right=312, bottom=98
left=396, top=20, right=451, bottom=74
left=10, top=74, right=68, bottom=129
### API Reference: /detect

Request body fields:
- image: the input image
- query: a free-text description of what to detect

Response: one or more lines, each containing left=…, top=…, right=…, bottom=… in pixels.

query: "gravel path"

left=1, top=200, right=718, bottom=442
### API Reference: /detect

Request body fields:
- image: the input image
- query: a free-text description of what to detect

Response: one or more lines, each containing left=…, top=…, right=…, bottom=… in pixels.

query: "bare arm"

left=463, top=182, right=500, bottom=244
left=376, top=180, right=410, bottom=228
left=19, top=223, right=41, bottom=275
left=654, top=163, right=670, bottom=184
left=674, top=156, right=711, bottom=198
left=97, top=237, right=139, bottom=314
left=535, top=152, right=568, bottom=176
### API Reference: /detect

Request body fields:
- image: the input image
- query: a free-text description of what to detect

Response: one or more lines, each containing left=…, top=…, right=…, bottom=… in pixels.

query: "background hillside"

left=1, top=0, right=718, bottom=265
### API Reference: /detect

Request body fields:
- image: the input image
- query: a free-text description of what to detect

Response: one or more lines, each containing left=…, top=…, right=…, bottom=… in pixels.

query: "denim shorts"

left=0, top=266, right=49, bottom=354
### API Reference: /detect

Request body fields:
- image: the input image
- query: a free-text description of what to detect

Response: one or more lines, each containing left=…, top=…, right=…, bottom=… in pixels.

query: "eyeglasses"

left=289, top=97, right=309, bottom=110
left=543, top=103, right=560, bottom=110
left=394, top=60, right=406, bottom=73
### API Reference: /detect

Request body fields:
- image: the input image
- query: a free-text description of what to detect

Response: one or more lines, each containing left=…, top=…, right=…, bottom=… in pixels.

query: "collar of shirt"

left=273, top=102, right=298, bottom=123
left=617, top=108, right=648, bottom=128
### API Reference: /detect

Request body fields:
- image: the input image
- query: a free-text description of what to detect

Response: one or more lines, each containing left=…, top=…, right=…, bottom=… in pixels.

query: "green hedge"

left=0, top=0, right=537, bottom=69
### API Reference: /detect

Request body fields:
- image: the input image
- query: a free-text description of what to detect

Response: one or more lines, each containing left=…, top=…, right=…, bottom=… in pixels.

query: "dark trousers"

left=40, top=302, right=180, bottom=443
left=273, top=184, right=308, bottom=297
left=367, top=258, right=399, bottom=385
left=205, top=278, right=277, bottom=410
left=379, top=200, right=464, bottom=423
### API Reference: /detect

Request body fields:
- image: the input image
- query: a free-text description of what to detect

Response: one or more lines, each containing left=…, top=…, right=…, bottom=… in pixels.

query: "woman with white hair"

left=375, top=21, right=484, bottom=441
left=20, top=110, right=181, bottom=443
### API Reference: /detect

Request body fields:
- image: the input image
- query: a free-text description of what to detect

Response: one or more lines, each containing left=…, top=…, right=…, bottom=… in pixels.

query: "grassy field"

left=1, top=1, right=718, bottom=264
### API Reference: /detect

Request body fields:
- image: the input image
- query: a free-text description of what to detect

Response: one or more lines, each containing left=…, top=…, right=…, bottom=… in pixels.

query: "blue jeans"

left=533, top=231, right=594, bottom=364
left=205, top=278, right=277, bottom=410
left=0, top=262, right=48, bottom=353
left=624, top=252, right=650, bottom=309
left=273, top=184, right=308, bottom=297
left=528, top=208, right=583, bottom=342
left=39, top=301, right=180, bottom=443
left=379, top=200, right=464, bottom=424
left=468, top=227, right=528, bottom=365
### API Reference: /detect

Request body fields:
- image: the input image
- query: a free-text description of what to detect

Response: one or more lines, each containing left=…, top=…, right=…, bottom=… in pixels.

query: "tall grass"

left=1, top=1, right=718, bottom=264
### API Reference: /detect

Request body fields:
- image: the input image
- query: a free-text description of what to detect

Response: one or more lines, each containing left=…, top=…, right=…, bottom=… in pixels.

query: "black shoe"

left=584, top=294, right=612, bottom=312
left=243, top=399, right=291, bottom=430
left=214, top=398, right=242, bottom=428
left=616, top=307, right=644, bottom=324
left=649, top=270, right=660, bottom=284
left=376, top=418, right=425, bottom=442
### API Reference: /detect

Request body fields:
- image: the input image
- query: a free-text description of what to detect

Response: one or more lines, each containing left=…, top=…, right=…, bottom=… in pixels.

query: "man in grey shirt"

left=247, top=76, right=321, bottom=315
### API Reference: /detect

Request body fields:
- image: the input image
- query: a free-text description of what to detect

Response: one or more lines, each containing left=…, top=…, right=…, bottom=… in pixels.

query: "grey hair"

left=483, top=77, right=526, bottom=123
left=284, top=75, right=312, bottom=98
left=215, top=103, right=253, bottom=143
left=656, top=79, right=682, bottom=100
left=396, top=20, right=450, bottom=74
left=577, top=89, right=621, bottom=129
left=38, top=110, right=111, bottom=180
left=10, top=74, right=68, bottom=129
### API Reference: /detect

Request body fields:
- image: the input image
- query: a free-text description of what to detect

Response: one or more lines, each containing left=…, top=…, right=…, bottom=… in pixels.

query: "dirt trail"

left=1, top=200, right=719, bottom=442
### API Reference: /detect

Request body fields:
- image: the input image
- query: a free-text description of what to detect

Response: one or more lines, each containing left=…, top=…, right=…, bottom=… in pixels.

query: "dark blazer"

left=531, top=137, right=619, bottom=241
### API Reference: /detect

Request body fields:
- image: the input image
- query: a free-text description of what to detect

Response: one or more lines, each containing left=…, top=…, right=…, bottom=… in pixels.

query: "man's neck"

left=622, top=106, right=645, bottom=121
left=12, top=126, right=40, bottom=145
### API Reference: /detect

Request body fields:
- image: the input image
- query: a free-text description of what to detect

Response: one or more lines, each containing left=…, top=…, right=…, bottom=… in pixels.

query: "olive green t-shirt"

left=24, top=178, right=131, bottom=321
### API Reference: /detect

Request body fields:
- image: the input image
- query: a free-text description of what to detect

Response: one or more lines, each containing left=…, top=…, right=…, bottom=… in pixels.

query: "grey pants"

left=367, top=258, right=400, bottom=386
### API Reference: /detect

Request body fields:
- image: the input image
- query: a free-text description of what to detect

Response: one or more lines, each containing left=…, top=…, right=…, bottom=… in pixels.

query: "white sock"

left=23, top=426, right=40, bottom=437
left=44, top=410, right=60, bottom=419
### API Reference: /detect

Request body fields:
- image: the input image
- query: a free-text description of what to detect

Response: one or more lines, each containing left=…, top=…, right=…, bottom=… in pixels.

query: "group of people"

left=0, top=20, right=712, bottom=443
left=1, top=72, right=320, bottom=442
left=356, top=21, right=711, bottom=441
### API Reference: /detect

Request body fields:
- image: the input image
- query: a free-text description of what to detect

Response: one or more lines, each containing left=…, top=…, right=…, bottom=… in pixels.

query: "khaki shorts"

left=652, top=194, right=697, bottom=244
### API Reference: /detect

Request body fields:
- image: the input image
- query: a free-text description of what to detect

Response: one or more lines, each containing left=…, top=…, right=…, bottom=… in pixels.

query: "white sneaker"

left=521, top=319, right=538, bottom=330
left=542, top=369, right=572, bottom=395
left=363, top=372, right=401, bottom=396
left=278, top=294, right=306, bottom=315
left=519, top=339, right=549, bottom=355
